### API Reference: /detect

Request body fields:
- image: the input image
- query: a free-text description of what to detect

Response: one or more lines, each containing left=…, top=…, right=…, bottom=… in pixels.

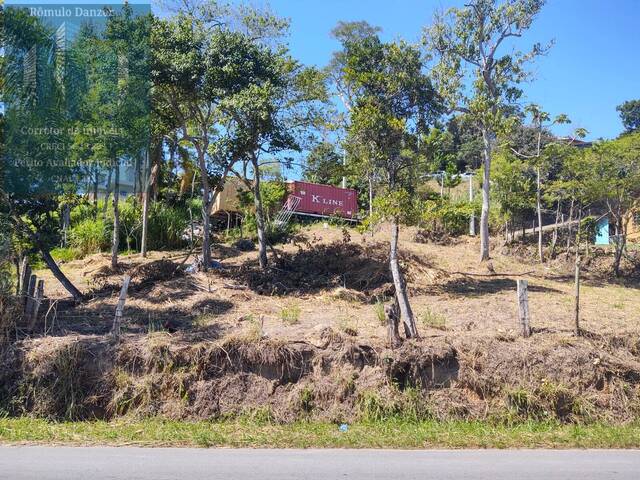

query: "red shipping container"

left=285, top=181, right=358, bottom=219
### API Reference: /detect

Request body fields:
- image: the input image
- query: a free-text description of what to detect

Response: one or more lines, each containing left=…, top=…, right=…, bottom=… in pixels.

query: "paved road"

left=0, top=447, right=638, bottom=479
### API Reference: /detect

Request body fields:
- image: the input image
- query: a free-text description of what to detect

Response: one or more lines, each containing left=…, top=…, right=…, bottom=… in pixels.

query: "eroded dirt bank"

left=2, top=330, right=639, bottom=424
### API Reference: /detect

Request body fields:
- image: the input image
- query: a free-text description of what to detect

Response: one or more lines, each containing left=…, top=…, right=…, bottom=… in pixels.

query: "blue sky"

left=8, top=0, right=638, bottom=140
left=267, top=0, right=639, bottom=140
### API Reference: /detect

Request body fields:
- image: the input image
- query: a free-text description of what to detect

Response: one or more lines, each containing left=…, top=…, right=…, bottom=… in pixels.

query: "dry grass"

left=7, top=224, right=636, bottom=426
left=32, top=225, right=640, bottom=344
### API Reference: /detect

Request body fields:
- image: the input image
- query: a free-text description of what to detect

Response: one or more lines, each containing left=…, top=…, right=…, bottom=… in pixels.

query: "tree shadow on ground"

left=37, top=297, right=234, bottom=337
left=432, top=277, right=563, bottom=298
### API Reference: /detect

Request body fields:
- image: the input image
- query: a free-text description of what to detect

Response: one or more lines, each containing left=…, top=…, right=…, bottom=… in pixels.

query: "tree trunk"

left=14, top=256, right=23, bottom=295
left=613, top=219, right=626, bottom=277
left=566, top=199, right=575, bottom=252
left=550, top=202, right=561, bottom=259
left=141, top=191, right=151, bottom=258
left=40, top=247, right=83, bottom=301
left=102, top=167, right=113, bottom=218
left=252, top=156, right=268, bottom=270
left=141, top=164, right=158, bottom=258
left=389, top=220, right=418, bottom=338
left=368, top=173, right=374, bottom=218
left=479, top=127, right=492, bottom=261
left=573, top=210, right=583, bottom=336
left=194, top=145, right=212, bottom=271
left=111, top=160, right=120, bottom=269
left=12, top=214, right=83, bottom=301
left=574, top=253, right=581, bottom=336
left=61, top=203, right=71, bottom=247
left=536, top=166, right=544, bottom=263
left=516, top=279, right=531, bottom=338
left=469, top=175, right=475, bottom=236
left=201, top=201, right=212, bottom=269
left=92, top=167, right=99, bottom=215
left=384, top=300, right=402, bottom=348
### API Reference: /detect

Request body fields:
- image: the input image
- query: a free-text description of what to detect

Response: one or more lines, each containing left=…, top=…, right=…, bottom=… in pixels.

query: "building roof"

left=557, top=137, right=593, bottom=148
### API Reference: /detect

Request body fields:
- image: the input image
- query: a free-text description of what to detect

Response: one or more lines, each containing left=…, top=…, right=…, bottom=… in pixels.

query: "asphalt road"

left=0, top=447, right=638, bottom=479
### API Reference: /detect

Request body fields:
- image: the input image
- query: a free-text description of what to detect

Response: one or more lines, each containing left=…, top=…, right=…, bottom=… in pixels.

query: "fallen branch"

left=223, top=283, right=248, bottom=290
left=449, top=270, right=535, bottom=277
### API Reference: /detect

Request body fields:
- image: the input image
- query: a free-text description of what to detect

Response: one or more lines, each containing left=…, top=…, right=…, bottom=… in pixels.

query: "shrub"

left=420, top=309, right=447, bottom=330
left=69, top=218, right=109, bottom=256
left=373, top=299, right=386, bottom=326
left=70, top=201, right=99, bottom=225
left=117, top=200, right=142, bottom=252
left=280, top=304, right=301, bottom=325
left=50, top=247, right=80, bottom=263
left=146, top=203, right=189, bottom=251
left=357, top=388, right=432, bottom=423
left=417, top=198, right=478, bottom=239
left=298, top=386, right=315, bottom=413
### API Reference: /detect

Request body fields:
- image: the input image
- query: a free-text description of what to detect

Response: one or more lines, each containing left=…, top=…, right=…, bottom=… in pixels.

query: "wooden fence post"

left=517, top=280, right=531, bottom=338
left=19, top=259, right=31, bottom=308
left=111, top=275, right=131, bottom=339
left=24, top=274, right=37, bottom=320
left=385, top=302, right=402, bottom=348
left=27, top=279, right=45, bottom=331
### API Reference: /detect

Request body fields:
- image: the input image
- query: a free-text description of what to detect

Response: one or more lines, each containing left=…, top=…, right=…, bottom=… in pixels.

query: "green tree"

left=616, top=99, right=640, bottom=134
left=327, top=21, right=383, bottom=215
left=223, top=40, right=328, bottom=269
left=491, top=150, right=535, bottom=235
left=424, top=0, right=548, bottom=261
left=152, top=2, right=296, bottom=270
left=446, top=114, right=483, bottom=172
left=344, top=36, right=443, bottom=338
left=2, top=6, right=84, bottom=299
left=304, top=142, right=344, bottom=185
left=72, top=5, right=152, bottom=268
left=509, top=105, right=572, bottom=262
left=586, top=134, right=640, bottom=276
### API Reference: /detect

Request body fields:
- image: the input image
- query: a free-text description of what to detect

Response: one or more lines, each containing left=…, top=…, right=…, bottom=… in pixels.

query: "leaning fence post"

left=111, top=275, right=131, bottom=339
left=517, top=279, right=531, bottom=338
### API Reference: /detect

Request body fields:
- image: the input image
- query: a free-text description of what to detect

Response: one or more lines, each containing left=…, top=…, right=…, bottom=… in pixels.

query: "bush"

left=418, top=198, right=478, bottom=239
left=419, top=309, right=447, bottom=330
left=280, top=304, right=301, bottom=325
left=50, top=247, right=80, bottom=263
left=69, top=218, right=109, bottom=256
left=146, top=203, right=189, bottom=251
left=70, top=201, right=99, bottom=225
left=373, top=300, right=386, bottom=326
left=356, top=388, right=432, bottom=423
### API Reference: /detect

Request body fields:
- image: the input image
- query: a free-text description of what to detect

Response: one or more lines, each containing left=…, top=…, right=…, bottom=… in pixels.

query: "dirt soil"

left=2, top=224, right=639, bottom=423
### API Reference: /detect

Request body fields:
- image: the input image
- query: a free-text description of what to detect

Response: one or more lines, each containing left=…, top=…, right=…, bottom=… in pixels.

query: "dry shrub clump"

left=220, top=241, right=393, bottom=296
left=6, top=337, right=112, bottom=420
left=219, top=239, right=434, bottom=299
left=90, top=259, right=182, bottom=292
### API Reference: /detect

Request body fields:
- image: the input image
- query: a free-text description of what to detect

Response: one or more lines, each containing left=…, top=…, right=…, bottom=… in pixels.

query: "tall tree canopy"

left=617, top=100, right=640, bottom=134
left=343, top=32, right=443, bottom=338
left=424, top=0, right=548, bottom=261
